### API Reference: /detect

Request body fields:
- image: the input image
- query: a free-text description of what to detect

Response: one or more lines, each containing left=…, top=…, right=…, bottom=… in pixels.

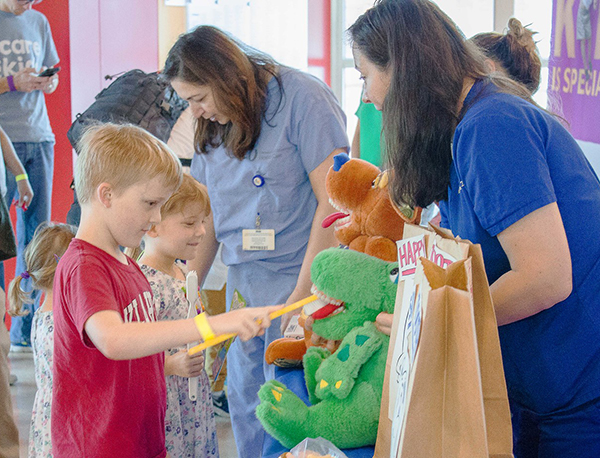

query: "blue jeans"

left=512, top=397, right=600, bottom=457
left=2, top=142, right=53, bottom=345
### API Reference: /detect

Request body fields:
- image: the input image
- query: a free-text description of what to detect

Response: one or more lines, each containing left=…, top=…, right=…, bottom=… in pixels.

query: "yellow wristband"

left=15, top=173, right=28, bottom=182
left=194, top=312, right=215, bottom=342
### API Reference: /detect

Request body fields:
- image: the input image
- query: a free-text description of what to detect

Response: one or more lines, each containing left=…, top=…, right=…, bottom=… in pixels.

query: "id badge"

left=242, top=229, right=275, bottom=251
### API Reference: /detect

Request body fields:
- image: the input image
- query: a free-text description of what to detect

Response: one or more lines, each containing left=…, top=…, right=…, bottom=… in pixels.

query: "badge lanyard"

left=242, top=173, right=275, bottom=251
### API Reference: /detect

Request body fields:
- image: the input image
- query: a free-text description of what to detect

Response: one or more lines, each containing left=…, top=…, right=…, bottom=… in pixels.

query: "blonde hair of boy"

left=8, top=223, right=77, bottom=317
left=75, top=123, right=183, bottom=204
left=125, top=174, right=211, bottom=260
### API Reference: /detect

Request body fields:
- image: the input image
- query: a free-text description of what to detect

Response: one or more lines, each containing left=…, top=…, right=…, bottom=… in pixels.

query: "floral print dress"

left=28, top=309, right=54, bottom=458
left=140, top=263, right=219, bottom=458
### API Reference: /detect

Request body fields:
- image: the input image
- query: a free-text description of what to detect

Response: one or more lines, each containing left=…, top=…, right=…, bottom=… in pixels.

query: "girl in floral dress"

left=138, top=174, right=218, bottom=457
left=7, top=223, right=76, bottom=458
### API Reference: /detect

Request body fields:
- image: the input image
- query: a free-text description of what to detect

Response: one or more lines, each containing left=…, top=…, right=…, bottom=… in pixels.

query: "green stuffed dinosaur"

left=256, top=247, right=398, bottom=449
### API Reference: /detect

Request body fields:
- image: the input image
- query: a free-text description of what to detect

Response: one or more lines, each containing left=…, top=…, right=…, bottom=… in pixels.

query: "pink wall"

left=69, top=0, right=159, bottom=116
left=69, top=0, right=102, bottom=117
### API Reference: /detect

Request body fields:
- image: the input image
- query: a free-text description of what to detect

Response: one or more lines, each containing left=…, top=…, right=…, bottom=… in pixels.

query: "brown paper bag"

left=374, top=225, right=512, bottom=458
left=430, top=225, right=513, bottom=458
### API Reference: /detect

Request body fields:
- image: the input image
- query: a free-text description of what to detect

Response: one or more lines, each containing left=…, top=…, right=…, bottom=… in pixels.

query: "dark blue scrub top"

left=440, top=80, right=600, bottom=414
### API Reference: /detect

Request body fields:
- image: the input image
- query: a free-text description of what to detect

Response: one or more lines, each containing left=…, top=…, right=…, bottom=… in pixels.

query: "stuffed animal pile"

left=264, top=153, right=421, bottom=368
left=256, top=247, right=399, bottom=449
left=257, top=154, right=425, bottom=450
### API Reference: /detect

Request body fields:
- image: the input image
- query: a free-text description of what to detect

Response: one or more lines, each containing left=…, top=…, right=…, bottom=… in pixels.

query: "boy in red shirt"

left=51, top=123, right=278, bottom=457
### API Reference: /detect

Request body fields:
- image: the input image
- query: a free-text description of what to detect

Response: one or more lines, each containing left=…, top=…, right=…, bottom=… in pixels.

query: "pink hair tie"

left=20, top=271, right=30, bottom=279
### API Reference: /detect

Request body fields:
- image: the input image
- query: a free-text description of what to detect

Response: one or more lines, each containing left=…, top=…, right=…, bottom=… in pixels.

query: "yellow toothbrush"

left=188, top=295, right=318, bottom=355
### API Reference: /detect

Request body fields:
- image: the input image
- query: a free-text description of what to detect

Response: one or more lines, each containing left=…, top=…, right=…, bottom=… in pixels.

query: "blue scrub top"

left=191, top=67, right=349, bottom=276
left=440, top=80, right=600, bottom=414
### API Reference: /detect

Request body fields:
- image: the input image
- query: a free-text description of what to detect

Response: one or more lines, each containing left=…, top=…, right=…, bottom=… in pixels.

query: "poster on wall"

left=549, top=0, right=600, bottom=144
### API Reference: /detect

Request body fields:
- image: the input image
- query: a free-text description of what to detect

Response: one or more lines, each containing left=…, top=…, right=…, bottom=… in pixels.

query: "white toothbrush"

left=186, top=270, right=199, bottom=402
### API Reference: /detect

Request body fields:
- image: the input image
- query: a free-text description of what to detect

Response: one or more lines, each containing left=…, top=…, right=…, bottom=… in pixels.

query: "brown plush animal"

left=265, top=153, right=422, bottom=367
left=322, top=153, right=421, bottom=262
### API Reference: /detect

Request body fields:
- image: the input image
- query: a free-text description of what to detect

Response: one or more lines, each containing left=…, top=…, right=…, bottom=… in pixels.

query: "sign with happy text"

left=396, top=235, right=427, bottom=278
left=549, top=0, right=600, bottom=144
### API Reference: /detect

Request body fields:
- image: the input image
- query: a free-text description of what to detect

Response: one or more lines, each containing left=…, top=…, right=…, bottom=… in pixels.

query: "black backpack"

left=65, top=70, right=189, bottom=227
left=67, top=69, right=188, bottom=152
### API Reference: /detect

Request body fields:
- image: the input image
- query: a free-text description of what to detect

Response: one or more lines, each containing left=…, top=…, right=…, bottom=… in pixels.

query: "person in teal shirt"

left=351, top=99, right=382, bottom=167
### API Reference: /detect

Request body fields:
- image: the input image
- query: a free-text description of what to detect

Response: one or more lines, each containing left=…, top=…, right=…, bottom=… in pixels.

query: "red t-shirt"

left=52, top=239, right=166, bottom=458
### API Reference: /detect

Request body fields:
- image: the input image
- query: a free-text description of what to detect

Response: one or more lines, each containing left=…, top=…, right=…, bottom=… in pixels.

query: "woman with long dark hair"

left=349, top=1, right=600, bottom=455
left=163, top=26, right=349, bottom=457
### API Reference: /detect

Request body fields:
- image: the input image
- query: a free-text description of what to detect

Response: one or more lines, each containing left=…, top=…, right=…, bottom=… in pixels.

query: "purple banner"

left=549, top=0, right=600, bottom=144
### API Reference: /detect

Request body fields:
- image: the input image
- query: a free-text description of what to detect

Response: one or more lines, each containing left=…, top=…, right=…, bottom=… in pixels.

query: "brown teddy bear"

left=322, top=153, right=421, bottom=262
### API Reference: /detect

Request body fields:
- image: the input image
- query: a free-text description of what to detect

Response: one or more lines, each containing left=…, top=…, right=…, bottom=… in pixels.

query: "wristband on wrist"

left=15, top=173, right=28, bottom=182
left=6, top=75, right=17, bottom=92
left=194, top=312, right=215, bottom=342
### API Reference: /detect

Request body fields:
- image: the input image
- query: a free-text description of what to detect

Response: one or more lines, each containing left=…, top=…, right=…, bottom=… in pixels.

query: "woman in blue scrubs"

left=350, top=1, right=600, bottom=456
left=163, top=26, right=349, bottom=457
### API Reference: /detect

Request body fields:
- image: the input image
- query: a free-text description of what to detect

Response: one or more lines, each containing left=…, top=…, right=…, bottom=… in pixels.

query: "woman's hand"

left=375, top=312, right=394, bottom=336
left=15, top=179, right=34, bottom=210
left=164, top=349, right=205, bottom=378
left=304, top=315, right=341, bottom=352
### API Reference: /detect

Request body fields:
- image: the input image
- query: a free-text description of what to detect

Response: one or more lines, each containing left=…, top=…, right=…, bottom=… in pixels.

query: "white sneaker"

left=10, top=343, right=33, bottom=353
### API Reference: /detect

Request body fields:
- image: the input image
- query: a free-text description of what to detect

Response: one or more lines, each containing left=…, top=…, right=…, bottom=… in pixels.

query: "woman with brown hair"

left=350, top=0, right=600, bottom=455
left=163, top=26, right=349, bottom=457
left=470, top=18, right=542, bottom=94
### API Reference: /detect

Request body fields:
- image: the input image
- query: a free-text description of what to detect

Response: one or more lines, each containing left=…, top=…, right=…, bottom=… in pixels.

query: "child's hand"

left=164, top=349, right=205, bottom=378
left=210, top=305, right=283, bottom=341
left=15, top=178, right=33, bottom=211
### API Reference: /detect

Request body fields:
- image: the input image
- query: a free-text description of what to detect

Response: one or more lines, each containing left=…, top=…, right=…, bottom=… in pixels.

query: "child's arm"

left=0, top=125, right=33, bottom=209
left=84, top=305, right=280, bottom=360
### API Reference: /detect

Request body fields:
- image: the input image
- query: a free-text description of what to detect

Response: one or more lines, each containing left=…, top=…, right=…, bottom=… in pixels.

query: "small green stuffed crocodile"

left=256, top=247, right=398, bottom=449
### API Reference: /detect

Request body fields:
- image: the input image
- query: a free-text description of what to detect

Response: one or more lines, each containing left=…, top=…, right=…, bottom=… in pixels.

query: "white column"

left=494, top=0, right=515, bottom=32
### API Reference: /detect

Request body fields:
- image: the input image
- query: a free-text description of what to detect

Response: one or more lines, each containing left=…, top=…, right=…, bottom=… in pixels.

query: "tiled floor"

left=8, top=351, right=237, bottom=457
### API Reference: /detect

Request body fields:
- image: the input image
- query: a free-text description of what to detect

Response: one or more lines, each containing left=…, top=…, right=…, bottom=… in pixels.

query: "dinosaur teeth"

left=335, top=215, right=352, bottom=229
left=330, top=306, right=344, bottom=317
left=328, top=198, right=349, bottom=214
left=309, top=285, right=344, bottom=307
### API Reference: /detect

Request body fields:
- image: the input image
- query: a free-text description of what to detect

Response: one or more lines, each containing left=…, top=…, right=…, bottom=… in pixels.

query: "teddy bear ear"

left=332, top=152, right=351, bottom=171
left=372, top=170, right=389, bottom=189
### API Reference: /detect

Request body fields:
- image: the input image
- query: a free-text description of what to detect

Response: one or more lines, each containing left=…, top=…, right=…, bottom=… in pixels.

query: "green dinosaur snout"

left=309, top=248, right=398, bottom=340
